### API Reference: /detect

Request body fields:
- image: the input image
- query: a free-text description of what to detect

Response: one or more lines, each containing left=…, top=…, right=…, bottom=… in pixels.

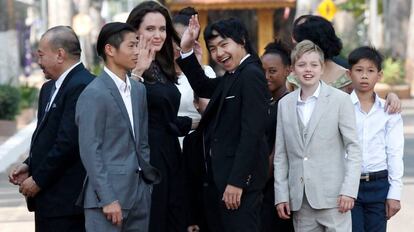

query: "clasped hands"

left=9, top=163, right=41, bottom=197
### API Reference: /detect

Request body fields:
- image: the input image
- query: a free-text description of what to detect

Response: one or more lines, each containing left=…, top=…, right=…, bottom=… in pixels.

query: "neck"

left=355, top=90, right=375, bottom=104
left=106, top=62, right=127, bottom=82
left=272, top=85, right=288, bottom=101
left=301, top=82, right=319, bottom=101
left=53, top=60, right=79, bottom=80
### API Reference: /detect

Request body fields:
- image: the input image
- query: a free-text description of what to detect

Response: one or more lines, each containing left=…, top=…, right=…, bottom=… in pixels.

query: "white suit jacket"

left=274, top=81, right=361, bottom=210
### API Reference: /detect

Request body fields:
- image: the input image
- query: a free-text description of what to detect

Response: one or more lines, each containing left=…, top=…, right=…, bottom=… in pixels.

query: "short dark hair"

left=96, top=22, right=136, bottom=61
left=127, top=1, right=180, bottom=83
left=42, top=26, right=81, bottom=59
left=204, top=18, right=256, bottom=56
left=263, top=40, right=291, bottom=66
left=293, top=15, right=342, bottom=59
left=172, top=7, right=197, bottom=27
left=348, top=46, right=383, bottom=71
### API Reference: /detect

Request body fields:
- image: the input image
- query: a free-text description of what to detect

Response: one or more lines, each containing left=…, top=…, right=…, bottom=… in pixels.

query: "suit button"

left=300, top=177, right=304, bottom=183
left=304, top=157, right=308, bottom=161
left=213, top=138, right=218, bottom=142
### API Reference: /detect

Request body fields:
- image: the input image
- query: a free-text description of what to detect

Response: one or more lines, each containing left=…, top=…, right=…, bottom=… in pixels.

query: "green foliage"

left=0, top=85, right=21, bottom=120
left=19, top=85, right=39, bottom=109
left=338, top=0, right=383, bottom=17
left=381, top=58, right=406, bottom=85
left=90, top=63, right=103, bottom=76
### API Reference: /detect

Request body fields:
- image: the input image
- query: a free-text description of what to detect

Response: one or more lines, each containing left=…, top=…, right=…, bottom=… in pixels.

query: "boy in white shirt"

left=348, top=46, right=404, bottom=232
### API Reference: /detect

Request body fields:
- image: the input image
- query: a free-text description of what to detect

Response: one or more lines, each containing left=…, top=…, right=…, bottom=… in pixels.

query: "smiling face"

left=261, top=53, right=290, bottom=93
left=293, top=51, right=323, bottom=89
left=136, top=12, right=166, bottom=52
left=349, top=59, right=381, bottom=93
left=109, top=32, right=139, bottom=71
left=207, top=33, right=247, bottom=72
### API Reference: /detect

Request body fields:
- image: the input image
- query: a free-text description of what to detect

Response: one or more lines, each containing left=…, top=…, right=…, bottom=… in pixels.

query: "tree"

left=406, top=0, right=414, bottom=92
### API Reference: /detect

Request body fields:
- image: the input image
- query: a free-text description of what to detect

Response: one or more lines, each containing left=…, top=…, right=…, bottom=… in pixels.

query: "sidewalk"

left=1, top=99, right=414, bottom=231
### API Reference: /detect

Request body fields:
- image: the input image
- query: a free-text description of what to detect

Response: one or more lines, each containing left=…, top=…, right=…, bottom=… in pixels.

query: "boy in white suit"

left=274, top=40, right=362, bottom=231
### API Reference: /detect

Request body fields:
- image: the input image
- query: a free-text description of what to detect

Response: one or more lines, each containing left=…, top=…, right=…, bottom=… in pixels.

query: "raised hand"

left=132, top=35, right=155, bottom=78
left=180, top=15, right=200, bottom=53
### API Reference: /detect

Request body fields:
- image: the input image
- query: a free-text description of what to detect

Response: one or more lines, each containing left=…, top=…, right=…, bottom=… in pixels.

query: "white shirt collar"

left=350, top=90, right=384, bottom=108
left=55, top=61, right=81, bottom=89
left=104, top=66, right=131, bottom=93
left=298, top=81, right=321, bottom=103
left=229, top=54, right=251, bottom=74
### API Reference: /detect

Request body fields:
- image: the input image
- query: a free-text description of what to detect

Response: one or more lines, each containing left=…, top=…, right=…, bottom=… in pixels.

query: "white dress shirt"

left=104, top=66, right=135, bottom=137
left=350, top=91, right=404, bottom=200
left=47, top=61, right=81, bottom=111
left=297, top=82, right=321, bottom=127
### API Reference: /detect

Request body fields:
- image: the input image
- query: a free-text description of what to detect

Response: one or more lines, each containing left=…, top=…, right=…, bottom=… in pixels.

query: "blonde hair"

left=291, top=40, right=324, bottom=65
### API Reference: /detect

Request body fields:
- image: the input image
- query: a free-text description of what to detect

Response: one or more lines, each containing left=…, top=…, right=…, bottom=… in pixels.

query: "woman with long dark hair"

left=127, top=2, right=192, bottom=231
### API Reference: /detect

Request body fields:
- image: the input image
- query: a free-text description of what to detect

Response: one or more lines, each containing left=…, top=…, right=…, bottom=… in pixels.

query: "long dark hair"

left=292, top=15, right=342, bottom=59
left=126, top=1, right=180, bottom=83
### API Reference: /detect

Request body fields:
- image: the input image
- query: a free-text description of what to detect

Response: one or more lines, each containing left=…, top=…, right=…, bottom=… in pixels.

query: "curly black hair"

left=263, top=39, right=291, bottom=66
left=292, top=15, right=342, bottom=59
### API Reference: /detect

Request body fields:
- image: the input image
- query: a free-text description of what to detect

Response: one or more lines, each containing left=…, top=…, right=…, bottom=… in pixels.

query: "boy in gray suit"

left=76, top=22, right=160, bottom=232
left=274, top=40, right=361, bottom=232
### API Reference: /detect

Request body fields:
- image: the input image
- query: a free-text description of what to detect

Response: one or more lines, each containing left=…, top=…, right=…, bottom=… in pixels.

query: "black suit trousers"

left=35, top=213, right=85, bottom=232
left=202, top=182, right=262, bottom=232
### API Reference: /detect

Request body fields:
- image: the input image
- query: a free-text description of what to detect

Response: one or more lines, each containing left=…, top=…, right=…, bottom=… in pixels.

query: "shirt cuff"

left=387, top=184, right=402, bottom=200
left=180, top=49, right=194, bottom=59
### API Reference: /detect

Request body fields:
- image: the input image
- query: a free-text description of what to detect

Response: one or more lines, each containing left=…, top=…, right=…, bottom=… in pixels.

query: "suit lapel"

left=304, top=82, right=330, bottom=146
left=130, top=79, right=140, bottom=143
left=289, top=90, right=304, bottom=150
left=102, top=72, right=135, bottom=140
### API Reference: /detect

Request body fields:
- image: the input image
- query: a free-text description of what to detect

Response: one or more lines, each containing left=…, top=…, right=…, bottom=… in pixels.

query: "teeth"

left=220, top=57, right=230, bottom=63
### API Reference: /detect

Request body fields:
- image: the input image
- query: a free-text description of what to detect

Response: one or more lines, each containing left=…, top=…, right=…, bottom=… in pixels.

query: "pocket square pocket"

left=225, top=95, right=235, bottom=99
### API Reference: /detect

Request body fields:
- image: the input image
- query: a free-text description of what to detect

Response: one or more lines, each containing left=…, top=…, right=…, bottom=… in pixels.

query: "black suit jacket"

left=25, top=63, right=94, bottom=217
left=177, top=53, right=269, bottom=193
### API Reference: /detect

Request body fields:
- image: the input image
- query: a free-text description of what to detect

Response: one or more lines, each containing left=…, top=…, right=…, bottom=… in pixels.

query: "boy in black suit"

left=177, top=17, right=269, bottom=232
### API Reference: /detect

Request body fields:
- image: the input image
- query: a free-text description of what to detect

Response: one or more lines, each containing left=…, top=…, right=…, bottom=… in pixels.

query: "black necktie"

left=45, top=84, right=56, bottom=112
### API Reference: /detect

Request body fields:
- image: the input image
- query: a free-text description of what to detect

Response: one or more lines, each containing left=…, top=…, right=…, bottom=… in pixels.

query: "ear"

left=104, top=44, right=115, bottom=58
left=56, top=48, right=66, bottom=63
left=378, top=70, right=383, bottom=82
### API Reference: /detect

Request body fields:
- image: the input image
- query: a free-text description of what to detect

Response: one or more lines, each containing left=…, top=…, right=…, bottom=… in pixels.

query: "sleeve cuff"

left=180, top=49, right=194, bottom=59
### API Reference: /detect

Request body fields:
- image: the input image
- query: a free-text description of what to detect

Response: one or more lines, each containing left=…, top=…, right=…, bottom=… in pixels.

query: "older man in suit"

left=274, top=40, right=361, bottom=231
left=76, top=22, right=160, bottom=232
left=9, top=26, right=94, bottom=231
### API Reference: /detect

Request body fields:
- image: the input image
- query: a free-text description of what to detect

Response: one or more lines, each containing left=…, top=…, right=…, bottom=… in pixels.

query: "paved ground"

left=1, top=99, right=414, bottom=231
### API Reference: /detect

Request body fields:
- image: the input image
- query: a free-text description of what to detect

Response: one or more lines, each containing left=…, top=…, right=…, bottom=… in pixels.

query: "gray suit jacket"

left=274, top=81, right=361, bottom=211
left=76, top=71, right=160, bottom=209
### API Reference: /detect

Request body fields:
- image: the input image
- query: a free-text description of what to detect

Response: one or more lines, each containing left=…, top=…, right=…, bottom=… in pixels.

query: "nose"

left=216, top=47, right=224, bottom=57
left=361, top=71, right=368, bottom=79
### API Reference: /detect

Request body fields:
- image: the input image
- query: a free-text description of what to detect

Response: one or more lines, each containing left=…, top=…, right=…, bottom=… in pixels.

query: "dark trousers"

left=35, top=213, right=85, bottom=232
left=202, top=182, right=262, bottom=232
left=351, top=177, right=390, bottom=232
left=261, top=178, right=294, bottom=232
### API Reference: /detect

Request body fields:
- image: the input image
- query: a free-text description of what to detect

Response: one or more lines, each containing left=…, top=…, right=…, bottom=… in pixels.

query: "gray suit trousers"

left=293, top=194, right=351, bottom=232
left=85, top=177, right=151, bottom=232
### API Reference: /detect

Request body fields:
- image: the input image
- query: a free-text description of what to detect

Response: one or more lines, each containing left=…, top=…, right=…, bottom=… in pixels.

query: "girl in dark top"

left=261, top=40, right=294, bottom=232
left=127, top=1, right=192, bottom=232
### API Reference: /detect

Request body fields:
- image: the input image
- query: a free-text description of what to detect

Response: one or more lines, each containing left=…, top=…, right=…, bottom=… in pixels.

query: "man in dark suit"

left=177, top=17, right=269, bottom=232
left=9, top=26, right=94, bottom=231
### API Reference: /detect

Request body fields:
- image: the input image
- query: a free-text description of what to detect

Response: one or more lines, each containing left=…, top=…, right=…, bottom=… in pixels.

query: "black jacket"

left=177, top=53, right=269, bottom=193
left=26, top=63, right=94, bottom=217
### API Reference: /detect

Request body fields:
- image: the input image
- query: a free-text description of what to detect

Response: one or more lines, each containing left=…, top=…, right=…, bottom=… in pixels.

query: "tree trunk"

left=383, top=0, right=411, bottom=58
left=406, top=0, right=414, bottom=94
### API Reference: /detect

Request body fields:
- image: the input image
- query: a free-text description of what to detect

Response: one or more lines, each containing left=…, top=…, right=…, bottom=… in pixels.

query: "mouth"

left=360, top=82, right=370, bottom=87
left=218, top=56, right=231, bottom=66
left=302, top=74, right=313, bottom=80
